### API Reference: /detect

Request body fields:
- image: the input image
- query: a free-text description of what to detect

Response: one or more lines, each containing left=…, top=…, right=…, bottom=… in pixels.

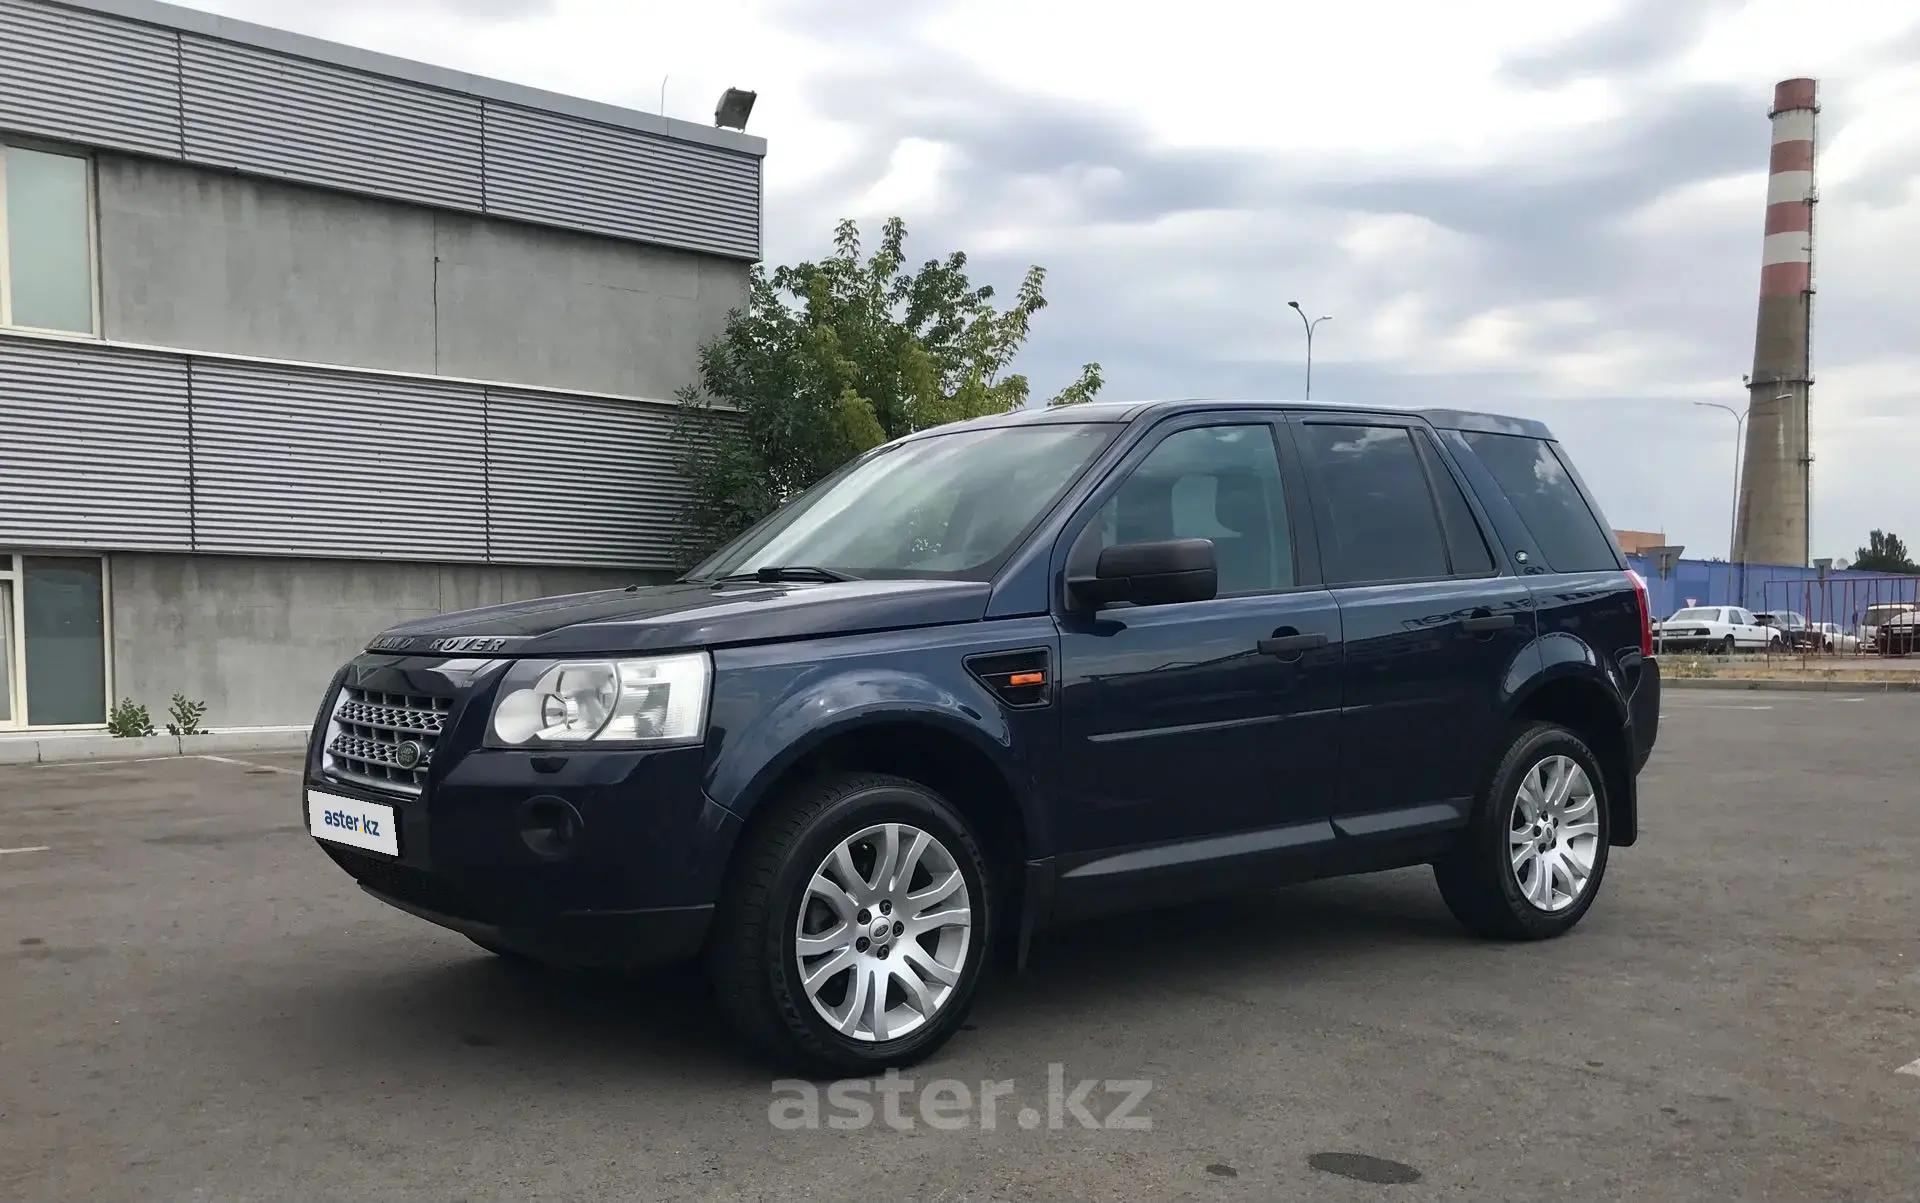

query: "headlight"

left=486, top=653, right=711, bottom=748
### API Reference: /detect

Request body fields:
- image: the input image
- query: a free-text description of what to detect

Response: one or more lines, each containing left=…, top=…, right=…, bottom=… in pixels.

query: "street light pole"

left=1695, top=400, right=1747, bottom=605
left=1287, top=301, right=1332, bottom=400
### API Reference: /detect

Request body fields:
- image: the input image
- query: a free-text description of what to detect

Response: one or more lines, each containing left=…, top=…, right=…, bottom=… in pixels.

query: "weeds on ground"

left=166, top=694, right=209, bottom=738
left=107, top=699, right=157, bottom=738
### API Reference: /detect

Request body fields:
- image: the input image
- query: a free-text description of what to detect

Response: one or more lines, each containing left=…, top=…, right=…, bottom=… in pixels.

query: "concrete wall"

left=95, top=156, right=750, bottom=399
left=107, top=552, right=665, bottom=727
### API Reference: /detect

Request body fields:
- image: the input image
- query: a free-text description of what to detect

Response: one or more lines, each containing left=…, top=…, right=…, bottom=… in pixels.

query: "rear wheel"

left=708, top=772, right=994, bottom=1076
left=1721, top=634, right=1737, bottom=654
left=1435, top=723, right=1610, bottom=940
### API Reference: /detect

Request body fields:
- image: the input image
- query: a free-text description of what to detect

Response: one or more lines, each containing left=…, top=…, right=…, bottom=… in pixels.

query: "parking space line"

left=0, top=845, right=52, bottom=855
left=27, top=754, right=185, bottom=770
left=196, top=754, right=300, bottom=776
left=1899, top=1058, right=1920, bottom=1078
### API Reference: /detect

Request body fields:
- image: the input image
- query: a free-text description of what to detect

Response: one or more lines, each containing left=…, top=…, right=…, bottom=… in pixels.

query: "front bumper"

left=359, top=875, right=712, bottom=970
left=303, top=656, right=742, bottom=969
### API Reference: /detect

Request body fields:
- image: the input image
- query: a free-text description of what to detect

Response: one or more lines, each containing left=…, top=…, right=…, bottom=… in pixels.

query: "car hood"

left=363, top=578, right=994, bottom=657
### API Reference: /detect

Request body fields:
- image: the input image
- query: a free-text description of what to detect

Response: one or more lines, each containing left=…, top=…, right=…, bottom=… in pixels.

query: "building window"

left=0, top=554, right=110, bottom=728
left=0, top=143, right=97, bottom=336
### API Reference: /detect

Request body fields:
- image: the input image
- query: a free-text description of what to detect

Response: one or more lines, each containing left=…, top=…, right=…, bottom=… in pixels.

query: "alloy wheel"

left=1507, top=755, right=1601, bottom=913
left=793, top=822, right=974, bottom=1043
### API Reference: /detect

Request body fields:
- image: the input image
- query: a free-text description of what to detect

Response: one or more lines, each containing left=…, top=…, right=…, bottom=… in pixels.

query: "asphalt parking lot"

left=4, top=691, right=1919, bottom=1201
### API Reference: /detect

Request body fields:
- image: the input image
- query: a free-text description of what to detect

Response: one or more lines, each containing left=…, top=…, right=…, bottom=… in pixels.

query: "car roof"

left=900, top=398, right=1557, bottom=441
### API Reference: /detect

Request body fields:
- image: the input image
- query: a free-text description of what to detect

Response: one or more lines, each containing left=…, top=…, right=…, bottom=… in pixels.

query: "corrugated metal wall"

left=0, top=338, right=193, bottom=549
left=180, top=37, right=484, bottom=211
left=483, top=104, right=762, bottom=260
left=485, top=387, right=687, bottom=567
left=0, top=0, right=762, bottom=260
left=190, top=360, right=491, bottom=561
left=0, top=0, right=181, bottom=156
left=0, top=336, right=690, bottom=569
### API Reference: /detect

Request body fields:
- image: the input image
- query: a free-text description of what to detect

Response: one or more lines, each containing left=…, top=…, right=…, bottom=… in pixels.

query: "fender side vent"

left=965, top=649, right=1052, bottom=709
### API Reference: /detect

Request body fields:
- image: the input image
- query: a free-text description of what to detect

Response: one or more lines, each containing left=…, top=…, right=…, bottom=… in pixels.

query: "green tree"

left=1852, top=529, right=1917, bottom=574
left=672, top=216, right=1103, bottom=564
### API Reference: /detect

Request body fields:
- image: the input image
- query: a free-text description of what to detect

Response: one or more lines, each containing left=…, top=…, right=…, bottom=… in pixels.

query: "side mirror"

left=1069, top=538, right=1217, bottom=609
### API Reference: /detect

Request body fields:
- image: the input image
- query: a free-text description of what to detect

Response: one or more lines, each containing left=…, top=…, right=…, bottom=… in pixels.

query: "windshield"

left=689, top=423, right=1118, bottom=581
left=1668, top=608, right=1718, bottom=621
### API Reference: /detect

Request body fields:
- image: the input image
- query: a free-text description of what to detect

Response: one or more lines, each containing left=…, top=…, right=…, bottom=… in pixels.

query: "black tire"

left=1720, top=634, right=1737, bottom=655
left=1434, top=723, right=1611, bottom=941
left=707, top=772, right=995, bottom=1077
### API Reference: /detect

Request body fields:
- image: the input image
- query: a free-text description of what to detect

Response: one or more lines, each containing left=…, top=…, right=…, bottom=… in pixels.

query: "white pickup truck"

left=1652, top=606, right=1783, bottom=653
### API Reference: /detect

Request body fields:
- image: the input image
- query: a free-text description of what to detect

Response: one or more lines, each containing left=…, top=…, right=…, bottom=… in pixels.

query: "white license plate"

left=307, top=789, right=399, bottom=857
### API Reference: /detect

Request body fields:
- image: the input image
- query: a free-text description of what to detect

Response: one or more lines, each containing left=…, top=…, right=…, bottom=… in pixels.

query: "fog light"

left=517, top=795, right=584, bottom=862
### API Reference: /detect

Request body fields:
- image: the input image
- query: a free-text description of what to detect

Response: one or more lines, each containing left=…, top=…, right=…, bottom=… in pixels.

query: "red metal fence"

left=1754, top=575, right=1920, bottom=659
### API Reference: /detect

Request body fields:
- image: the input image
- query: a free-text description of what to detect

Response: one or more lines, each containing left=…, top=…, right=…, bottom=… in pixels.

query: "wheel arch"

left=715, top=710, right=1042, bottom=963
left=1504, top=667, right=1636, bottom=846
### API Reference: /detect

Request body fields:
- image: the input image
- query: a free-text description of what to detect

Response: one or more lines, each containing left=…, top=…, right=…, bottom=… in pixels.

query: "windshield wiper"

left=714, top=565, right=861, bottom=585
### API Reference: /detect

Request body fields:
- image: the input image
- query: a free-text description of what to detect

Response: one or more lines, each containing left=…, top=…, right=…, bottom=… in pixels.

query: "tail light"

left=1627, top=569, right=1653, bottom=656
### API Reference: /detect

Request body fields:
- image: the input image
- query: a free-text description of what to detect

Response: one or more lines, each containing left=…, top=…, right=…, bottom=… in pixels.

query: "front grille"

left=324, top=685, right=455, bottom=796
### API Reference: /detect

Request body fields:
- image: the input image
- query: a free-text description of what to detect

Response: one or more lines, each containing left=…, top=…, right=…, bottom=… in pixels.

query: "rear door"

left=1290, top=414, right=1536, bottom=835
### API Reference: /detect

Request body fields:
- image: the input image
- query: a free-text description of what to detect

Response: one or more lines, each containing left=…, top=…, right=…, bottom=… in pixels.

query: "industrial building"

left=0, top=0, right=764, bottom=732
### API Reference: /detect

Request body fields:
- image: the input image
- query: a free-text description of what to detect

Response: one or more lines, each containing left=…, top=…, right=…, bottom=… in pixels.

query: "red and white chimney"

left=1733, top=78, right=1818, bottom=568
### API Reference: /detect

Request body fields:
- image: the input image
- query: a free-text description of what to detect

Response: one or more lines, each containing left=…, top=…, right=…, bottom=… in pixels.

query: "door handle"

left=1460, top=612, right=1516, bottom=633
left=1257, top=631, right=1328, bottom=658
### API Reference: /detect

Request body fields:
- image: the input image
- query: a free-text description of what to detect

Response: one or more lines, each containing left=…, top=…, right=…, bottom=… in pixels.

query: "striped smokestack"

left=1733, top=77, right=1817, bottom=567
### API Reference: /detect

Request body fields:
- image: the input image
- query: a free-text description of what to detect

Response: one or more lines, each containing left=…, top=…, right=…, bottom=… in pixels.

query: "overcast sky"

left=178, top=0, right=1920, bottom=563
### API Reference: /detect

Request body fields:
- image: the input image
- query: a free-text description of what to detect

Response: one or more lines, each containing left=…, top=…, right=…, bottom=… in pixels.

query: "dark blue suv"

left=303, top=400, right=1660, bottom=1075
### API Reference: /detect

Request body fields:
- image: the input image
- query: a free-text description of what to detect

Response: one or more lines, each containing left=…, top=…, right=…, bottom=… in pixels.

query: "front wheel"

left=708, top=772, right=994, bottom=1076
left=1435, top=723, right=1610, bottom=940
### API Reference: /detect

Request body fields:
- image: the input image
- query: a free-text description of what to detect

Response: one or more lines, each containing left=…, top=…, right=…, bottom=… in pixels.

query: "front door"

left=1291, top=417, right=1537, bottom=832
left=1053, top=415, right=1343, bottom=861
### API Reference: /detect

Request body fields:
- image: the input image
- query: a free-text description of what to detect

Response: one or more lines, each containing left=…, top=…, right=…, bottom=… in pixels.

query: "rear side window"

left=1416, top=433, right=1494, bottom=576
left=1460, top=432, right=1618, bottom=573
left=1298, top=423, right=1449, bottom=584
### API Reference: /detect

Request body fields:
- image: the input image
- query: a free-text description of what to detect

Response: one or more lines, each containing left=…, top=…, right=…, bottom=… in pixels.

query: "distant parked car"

left=1878, top=609, right=1920, bottom=656
left=1811, top=622, right=1858, bottom=653
left=1754, top=611, right=1817, bottom=651
left=1652, top=606, right=1780, bottom=653
left=1861, top=603, right=1916, bottom=648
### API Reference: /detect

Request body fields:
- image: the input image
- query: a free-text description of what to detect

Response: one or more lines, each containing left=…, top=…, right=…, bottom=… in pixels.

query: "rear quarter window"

left=1460, top=431, right=1619, bottom=573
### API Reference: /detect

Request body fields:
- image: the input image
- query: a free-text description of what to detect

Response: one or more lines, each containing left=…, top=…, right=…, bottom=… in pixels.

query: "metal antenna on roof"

left=660, top=75, right=669, bottom=117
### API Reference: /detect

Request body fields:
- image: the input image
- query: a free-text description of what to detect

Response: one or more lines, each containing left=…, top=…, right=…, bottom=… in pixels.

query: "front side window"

left=0, top=553, right=108, bottom=728
left=690, top=424, right=1118, bottom=581
left=1, top=143, right=95, bottom=335
left=1299, top=423, right=1450, bottom=585
left=1074, top=423, right=1294, bottom=595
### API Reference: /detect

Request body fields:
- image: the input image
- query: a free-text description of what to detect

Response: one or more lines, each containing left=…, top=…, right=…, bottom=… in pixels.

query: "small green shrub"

left=166, top=694, right=209, bottom=738
left=107, top=699, right=157, bottom=739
